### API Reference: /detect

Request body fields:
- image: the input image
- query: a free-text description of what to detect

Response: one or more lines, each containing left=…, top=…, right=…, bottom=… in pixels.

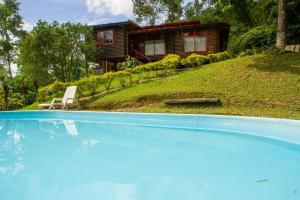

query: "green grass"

left=86, top=52, right=300, bottom=119
left=20, top=102, right=39, bottom=110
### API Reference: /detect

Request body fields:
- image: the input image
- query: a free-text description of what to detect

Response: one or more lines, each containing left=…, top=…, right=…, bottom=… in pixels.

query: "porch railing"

left=132, top=49, right=152, bottom=62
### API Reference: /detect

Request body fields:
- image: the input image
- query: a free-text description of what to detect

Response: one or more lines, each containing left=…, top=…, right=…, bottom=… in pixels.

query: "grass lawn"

left=84, top=52, right=300, bottom=119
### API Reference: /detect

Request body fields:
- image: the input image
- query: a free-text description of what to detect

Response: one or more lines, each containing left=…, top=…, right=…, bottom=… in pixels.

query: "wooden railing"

left=133, top=49, right=152, bottom=62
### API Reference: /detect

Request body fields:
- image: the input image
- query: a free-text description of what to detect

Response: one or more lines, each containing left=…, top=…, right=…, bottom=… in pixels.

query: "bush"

left=218, top=51, right=232, bottom=61
left=38, top=81, right=68, bottom=102
left=125, top=68, right=142, bottom=83
left=75, top=76, right=103, bottom=98
left=114, top=71, right=132, bottom=88
left=102, top=72, right=115, bottom=92
left=161, top=54, right=181, bottom=69
left=131, top=54, right=181, bottom=74
left=0, top=93, right=25, bottom=110
left=230, top=26, right=276, bottom=54
left=208, top=51, right=232, bottom=63
left=117, top=56, right=139, bottom=70
left=184, top=53, right=209, bottom=67
left=207, top=53, right=218, bottom=63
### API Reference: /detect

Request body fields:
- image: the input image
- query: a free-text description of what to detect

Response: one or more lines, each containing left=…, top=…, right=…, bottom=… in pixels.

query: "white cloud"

left=23, top=20, right=34, bottom=32
left=85, top=0, right=133, bottom=17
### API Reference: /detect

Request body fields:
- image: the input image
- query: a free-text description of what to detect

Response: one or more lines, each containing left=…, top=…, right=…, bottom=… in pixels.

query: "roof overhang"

left=129, top=23, right=230, bottom=35
left=93, top=21, right=141, bottom=31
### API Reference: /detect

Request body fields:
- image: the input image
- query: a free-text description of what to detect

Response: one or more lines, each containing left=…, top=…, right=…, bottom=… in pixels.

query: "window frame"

left=183, top=31, right=207, bottom=53
left=144, top=39, right=166, bottom=56
left=98, top=30, right=114, bottom=46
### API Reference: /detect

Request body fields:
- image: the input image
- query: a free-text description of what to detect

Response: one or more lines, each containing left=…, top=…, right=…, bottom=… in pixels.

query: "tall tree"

left=276, top=0, right=286, bottom=49
left=133, top=0, right=166, bottom=25
left=162, top=0, right=183, bottom=23
left=0, top=0, right=23, bottom=78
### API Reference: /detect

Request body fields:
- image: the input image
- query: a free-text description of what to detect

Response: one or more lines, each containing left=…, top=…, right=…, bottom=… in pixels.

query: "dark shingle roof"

left=93, top=21, right=141, bottom=30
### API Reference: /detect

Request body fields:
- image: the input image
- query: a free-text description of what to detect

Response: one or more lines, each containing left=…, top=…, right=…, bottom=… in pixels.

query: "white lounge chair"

left=39, top=86, right=77, bottom=110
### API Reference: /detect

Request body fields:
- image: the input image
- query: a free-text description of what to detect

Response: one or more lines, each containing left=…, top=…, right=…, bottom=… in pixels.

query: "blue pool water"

left=0, top=112, right=300, bottom=200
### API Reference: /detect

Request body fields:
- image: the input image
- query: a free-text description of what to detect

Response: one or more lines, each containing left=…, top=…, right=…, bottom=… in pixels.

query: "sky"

left=19, top=0, right=134, bottom=31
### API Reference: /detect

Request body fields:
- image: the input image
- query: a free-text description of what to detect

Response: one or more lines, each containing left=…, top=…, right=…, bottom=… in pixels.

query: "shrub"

left=0, top=92, right=25, bottom=110
left=131, top=54, right=181, bottom=74
left=208, top=51, right=232, bottom=63
left=161, top=54, right=181, bottom=69
left=215, top=51, right=232, bottom=61
left=102, top=72, right=115, bottom=92
left=114, top=71, right=132, bottom=88
left=38, top=81, right=68, bottom=102
left=75, top=76, right=103, bottom=98
left=125, top=68, right=142, bottom=83
left=185, top=53, right=209, bottom=67
left=230, top=26, right=276, bottom=54
left=207, top=53, right=218, bottom=63
left=117, top=56, right=139, bottom=70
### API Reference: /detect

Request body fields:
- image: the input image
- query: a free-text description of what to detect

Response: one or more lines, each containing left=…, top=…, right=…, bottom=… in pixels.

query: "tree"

left=276, top=0, right=286, bottom=49
left=162, top=0, right=183, bottom=23
left=133, top=0, right=166, bottom=25
left=18, top=21, right=98, bottom=86
left=18, top=21, right=54, bottom=95
left=0, top=0, right=23, bottom=78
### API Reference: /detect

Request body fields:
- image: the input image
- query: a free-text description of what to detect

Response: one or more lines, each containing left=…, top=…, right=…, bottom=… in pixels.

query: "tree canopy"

left=18, top=21, right=98, bottom=86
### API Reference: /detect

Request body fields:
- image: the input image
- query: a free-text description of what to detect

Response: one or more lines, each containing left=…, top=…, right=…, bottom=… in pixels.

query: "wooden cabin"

left=93, top=20, right=229, bottom=71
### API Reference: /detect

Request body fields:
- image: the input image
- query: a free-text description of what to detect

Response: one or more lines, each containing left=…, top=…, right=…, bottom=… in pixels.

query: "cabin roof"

left=93, top=20, right=230, bottom=34
left=93, top=20, right=141, bottom=30
left=130, top=22, right=230, bottom=34
left=142, top=20, right=201, bottom=30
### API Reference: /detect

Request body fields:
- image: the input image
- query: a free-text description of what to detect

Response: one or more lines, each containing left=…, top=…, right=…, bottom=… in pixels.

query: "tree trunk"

left=85, top=59, right=89, bottom=77
left=7, top=53, right=12, bottom=78
left=3, top=84, right=9, bottom=111
left=276, top=0, right=286, bottom=49
left=33, top=81, right=39, bottom=98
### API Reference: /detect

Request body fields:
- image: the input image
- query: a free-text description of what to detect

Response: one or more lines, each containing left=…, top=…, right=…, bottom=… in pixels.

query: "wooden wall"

left=96, top=26, right=224, bottom=63
left=97, top=29, right=126, bottom=61
left=206, top=29, right=219, bottom=54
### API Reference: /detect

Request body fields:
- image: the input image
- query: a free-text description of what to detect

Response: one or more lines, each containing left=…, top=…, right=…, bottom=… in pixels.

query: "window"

left=184, top=31, right=206, bottom=52
left=98, top=30, right=113, bottom=46
left=145, top=40, right=166, bottom=56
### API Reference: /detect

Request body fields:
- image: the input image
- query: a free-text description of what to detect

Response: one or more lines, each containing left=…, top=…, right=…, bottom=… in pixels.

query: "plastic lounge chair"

left=39, top=86, right=77, bottom=110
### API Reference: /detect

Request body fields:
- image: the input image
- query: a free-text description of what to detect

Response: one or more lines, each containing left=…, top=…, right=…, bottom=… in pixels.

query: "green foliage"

left=208, top=52, right=232, bottom=63
left=75, top=76, right=103, bottom=98
left=184, top=53, right=209, bottom=67
left=132, top=54, right=181, bottom=74
left=230, top=26, right=276, bottom=54
left=38, top=80, right=68, bottom=102
left=102, top=72, right=115, bottom=92
left=114, top=71, right=132, bottom=88
left=133, top=0, right=183, bottom=25
left=0, top=92, right=24, bottom=110
left=0, top=0, right=23, bottom=78
left=117, top=56, right=139, bottom=70
left=18, top=21, right=98, bottom=86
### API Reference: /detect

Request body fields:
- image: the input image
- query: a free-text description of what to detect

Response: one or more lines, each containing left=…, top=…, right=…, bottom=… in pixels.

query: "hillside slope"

left=86, top=52, right=300, bottom=119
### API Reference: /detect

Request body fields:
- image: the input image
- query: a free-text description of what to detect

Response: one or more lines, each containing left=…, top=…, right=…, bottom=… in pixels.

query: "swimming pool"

left=0, top=111, right=299, bottom=200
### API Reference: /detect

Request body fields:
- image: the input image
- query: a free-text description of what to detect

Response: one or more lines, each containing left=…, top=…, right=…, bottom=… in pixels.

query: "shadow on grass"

left=164, top=101, right=223, bottom=109
left=247, top=52, right=300, bottom=75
